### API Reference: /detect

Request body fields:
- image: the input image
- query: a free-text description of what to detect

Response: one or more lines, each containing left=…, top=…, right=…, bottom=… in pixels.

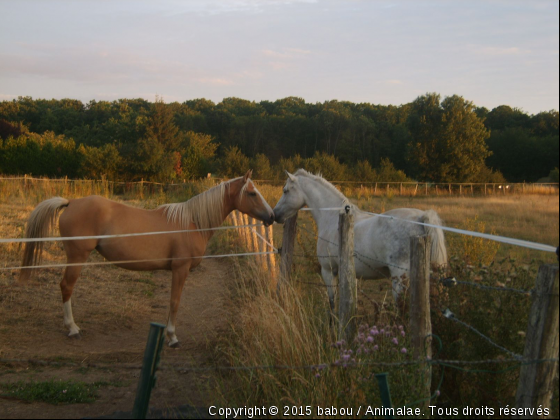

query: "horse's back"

left=60, top=195, right=119, bottom=235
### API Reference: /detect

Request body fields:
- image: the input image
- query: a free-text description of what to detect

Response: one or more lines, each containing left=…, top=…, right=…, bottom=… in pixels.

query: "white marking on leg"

left=63, top=299, right=80, bottom=336
left=166, top=319, right=178, bottom=347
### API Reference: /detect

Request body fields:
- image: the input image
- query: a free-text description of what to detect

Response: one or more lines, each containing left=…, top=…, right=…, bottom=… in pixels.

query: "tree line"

left=0, top=94, right=557, bottom=183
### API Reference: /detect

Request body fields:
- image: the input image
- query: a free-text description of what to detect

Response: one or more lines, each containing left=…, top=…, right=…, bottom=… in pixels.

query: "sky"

left=0, top=0, right=558, bottom=115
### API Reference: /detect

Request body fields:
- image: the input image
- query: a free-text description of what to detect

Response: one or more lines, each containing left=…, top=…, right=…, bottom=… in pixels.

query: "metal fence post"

left=132, top=323, right=166, bottom=419
left=375, top=373, right=394, bottom=419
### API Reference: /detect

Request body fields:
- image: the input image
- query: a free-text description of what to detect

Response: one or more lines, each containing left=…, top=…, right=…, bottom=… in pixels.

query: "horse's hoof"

left=68, top=332, right=81, bottom=339
left=169, top=340, right=180, bottom=348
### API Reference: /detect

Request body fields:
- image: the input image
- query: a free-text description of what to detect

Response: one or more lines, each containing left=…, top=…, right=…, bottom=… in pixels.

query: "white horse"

left=273, top=169, right=447, bottom=308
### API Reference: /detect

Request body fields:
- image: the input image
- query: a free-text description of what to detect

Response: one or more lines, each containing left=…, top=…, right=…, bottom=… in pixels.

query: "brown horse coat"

left=19, top=172, right=274, bottom=346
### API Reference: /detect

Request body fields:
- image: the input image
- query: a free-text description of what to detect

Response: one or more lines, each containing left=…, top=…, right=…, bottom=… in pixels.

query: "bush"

left=220, top=146, right=250, bottom=178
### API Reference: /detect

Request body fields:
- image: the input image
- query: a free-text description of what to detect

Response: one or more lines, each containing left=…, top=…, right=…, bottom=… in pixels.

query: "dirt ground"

left=0, top=243, right=234, bottom=420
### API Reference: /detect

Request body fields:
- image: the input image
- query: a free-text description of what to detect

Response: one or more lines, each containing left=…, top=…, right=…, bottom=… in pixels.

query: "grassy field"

left=0, top=178, right=558, bottom=418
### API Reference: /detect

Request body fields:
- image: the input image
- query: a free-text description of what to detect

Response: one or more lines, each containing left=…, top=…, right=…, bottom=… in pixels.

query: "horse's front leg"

left=166, top=264, right=190, bottom=347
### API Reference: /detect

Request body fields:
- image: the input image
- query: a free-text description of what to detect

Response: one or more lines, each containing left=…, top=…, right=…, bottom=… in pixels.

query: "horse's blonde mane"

left=160, top=177, right=247, bottom=230
left=294, top=169, right=349, bottom=203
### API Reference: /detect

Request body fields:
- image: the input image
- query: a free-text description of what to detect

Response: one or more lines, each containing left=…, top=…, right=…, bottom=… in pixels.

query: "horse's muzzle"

left=263, top=213, right=274, bottom=227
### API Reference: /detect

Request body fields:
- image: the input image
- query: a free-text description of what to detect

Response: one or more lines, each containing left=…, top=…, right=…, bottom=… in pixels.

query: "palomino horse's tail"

left=421, top=210, right=448, bottom=270
left=19, top=197, right=69, bottom=282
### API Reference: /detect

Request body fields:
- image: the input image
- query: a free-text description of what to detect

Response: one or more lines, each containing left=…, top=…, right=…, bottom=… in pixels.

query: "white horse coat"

left=273, top=170, right=447, bottom=307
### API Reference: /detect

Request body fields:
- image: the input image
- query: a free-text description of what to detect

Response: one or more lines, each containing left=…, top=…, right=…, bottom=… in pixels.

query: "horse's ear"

left=243, top=170, right=253, bottom=183
left=286, top=171, right=297, bottom=182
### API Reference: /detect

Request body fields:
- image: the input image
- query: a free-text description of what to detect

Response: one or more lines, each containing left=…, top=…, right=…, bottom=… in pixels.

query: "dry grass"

left=1, top=178, right=558, bottom=417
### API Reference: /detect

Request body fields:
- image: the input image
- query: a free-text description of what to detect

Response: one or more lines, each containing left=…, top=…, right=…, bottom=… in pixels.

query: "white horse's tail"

left=19, top=197, right=69, bottom=282
left=421, top=210, right=448, bottom=270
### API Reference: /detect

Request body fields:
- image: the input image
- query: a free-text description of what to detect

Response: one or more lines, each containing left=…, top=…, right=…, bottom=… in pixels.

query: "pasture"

left=0, top=178, right=558, bottom=418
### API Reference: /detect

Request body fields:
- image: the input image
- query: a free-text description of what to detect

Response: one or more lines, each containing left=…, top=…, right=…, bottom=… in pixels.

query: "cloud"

left=384, top=79, right=404, bottom=85
left=470, top=46, right=530, bottom=56
left=261, top=47, right=312, bottom=71
left=196, top=77, right=235, bottom=86
left=262, top=48, right=311, bottom=59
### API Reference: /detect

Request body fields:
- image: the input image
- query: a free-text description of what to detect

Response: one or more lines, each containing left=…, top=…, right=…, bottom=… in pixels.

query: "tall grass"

left=1, top=176, right=557, bottom=416
left=216, top=256, right=429, bottom=412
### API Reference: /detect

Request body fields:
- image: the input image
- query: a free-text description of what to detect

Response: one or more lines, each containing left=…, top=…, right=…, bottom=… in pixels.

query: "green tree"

left=220, top=146, right=250, bottom=178
left=145, top=96, right=182, bottom=152
left=353, top=160, right=377, bottom=182
left=181, top=131, right=219, bottom=179
left=79, top=143, right=122, bottom=180
left=305, top=151, right=347, bottom=180
left=251, top=153, right=275, bottom=180
left=375, top=158, right=410, bottom=182
left=407, top=93, right=491, bottom=182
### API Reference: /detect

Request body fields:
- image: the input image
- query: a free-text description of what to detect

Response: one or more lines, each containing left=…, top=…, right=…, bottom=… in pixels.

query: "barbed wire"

left=440, top=277, right=534, bottom=295
left=440, top=308, right=523, bottom=360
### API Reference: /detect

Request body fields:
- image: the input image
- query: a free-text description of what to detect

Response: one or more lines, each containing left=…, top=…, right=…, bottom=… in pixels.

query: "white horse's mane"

left=293, top=169, right=351, bottom=206
left=160, top=177, right=248, bottom=230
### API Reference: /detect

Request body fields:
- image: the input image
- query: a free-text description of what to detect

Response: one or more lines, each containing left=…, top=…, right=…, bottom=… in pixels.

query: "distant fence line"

left=0, top=175, right=558, bottom=196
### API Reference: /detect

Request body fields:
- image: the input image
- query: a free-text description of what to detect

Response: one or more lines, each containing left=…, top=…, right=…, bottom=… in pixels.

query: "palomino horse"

left=273, top=170, right=447, bottom=308
left=19, top=171, right=274, bottom=347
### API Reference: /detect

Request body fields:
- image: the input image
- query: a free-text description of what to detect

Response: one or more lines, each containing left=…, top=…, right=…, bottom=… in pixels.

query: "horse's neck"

left=299, top=176, right=345, bottom=230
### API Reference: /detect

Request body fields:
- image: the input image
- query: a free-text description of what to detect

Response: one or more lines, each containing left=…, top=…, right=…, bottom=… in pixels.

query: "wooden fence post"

left=257, top=224, right=268, bottom=272
left=338, top=206, right=356, bottom=340
left=278, top=214, right=298, bottom=288
left=409, top=235, right=432, bottom=413
left=244, top=214, right=258, bottom=253
left=514, top=264, right=559, bottom=418
left=265, top=225, right=278, bottom=279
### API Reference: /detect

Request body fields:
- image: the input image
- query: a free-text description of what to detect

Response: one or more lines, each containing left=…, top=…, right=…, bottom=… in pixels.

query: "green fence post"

left=132, top=322, right=166, bottom=419
left=375, top=372, right=394, bottom=419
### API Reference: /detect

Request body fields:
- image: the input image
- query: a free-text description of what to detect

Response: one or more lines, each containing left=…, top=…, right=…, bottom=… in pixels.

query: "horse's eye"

left=283, top=189, right=289, bottom=194
left=248, top=192, right=257, bottom=197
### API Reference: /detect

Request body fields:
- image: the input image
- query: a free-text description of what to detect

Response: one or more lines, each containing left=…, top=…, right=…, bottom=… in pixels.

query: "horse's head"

left=273, top=171, right=307, bottom=224
left=231, top=170, right=275, bottom=226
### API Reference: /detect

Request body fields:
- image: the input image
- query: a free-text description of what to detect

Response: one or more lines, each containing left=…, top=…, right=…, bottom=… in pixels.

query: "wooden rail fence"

left=227, top=210, right=278, bottom=280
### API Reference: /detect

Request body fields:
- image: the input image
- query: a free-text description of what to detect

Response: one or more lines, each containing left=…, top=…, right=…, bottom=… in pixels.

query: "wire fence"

left=0, top=178, right=558, bottom=414
left=291, top=212, right=555, bottom=366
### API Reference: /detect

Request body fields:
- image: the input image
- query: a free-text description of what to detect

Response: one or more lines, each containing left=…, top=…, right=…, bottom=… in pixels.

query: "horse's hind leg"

left=60, top=250, right=90, bottom=337
left=321, top=267, right=337, bottom=323
left=390, top=267, right=409, bottom=306
left=166, top=264, right=190, bottom=347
